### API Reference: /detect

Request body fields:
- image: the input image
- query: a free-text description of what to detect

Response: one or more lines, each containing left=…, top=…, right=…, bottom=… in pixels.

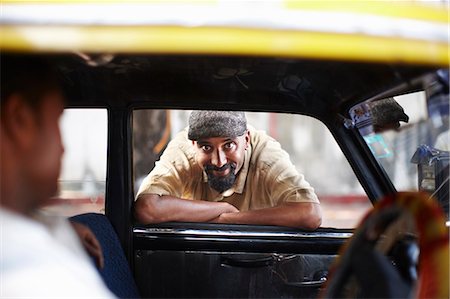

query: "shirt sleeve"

left=262, top=140, right=319, bottom=205
left=136, top=130, right=194, bottom=199
left=269, top=166, right=319, bottom=204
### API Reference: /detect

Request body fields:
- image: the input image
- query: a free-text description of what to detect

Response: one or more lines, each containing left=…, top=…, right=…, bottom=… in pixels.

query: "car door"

left=130, top=109, right=370, bottom=298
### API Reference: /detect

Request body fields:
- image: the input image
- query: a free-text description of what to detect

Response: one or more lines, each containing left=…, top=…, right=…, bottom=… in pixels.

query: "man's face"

left=22, top=91, right=65, bottom=207
left=194, top=131, right=249, bottom=193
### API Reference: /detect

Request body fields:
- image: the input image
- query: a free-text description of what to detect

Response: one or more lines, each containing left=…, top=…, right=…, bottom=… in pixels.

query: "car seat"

left=70, top=213, right=140, bottom=299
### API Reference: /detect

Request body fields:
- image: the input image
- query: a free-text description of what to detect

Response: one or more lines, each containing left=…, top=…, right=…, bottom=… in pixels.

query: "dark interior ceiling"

left=48, top=54, right=439, bottom=119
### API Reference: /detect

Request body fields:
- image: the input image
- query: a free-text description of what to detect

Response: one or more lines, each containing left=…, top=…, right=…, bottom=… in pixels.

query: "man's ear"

left=244, top=130, right=250, bottom=148
left=2, top=94, right=38, bottom=150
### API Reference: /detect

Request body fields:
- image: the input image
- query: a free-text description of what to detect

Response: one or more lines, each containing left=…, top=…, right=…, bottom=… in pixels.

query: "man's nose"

left=211, top=149, right=227, bottom=168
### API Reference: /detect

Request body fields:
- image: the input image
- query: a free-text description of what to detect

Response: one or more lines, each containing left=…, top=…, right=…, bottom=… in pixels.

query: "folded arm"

left=134, top=193, right=239, bottom=224
left=213, top=202, right=322, bottom=230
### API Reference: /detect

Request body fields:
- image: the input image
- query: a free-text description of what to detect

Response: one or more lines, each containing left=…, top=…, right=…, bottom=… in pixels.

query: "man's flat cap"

left=188, top=111, right=247, bottom=140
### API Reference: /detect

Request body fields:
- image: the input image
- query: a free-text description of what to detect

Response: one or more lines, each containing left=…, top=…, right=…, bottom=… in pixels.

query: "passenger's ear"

left=2, top=94, right=38, bottom=151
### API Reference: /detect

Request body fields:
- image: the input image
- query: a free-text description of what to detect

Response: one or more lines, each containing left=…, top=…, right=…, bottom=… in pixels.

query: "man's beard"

left=204, top=163, right=237, bottom=193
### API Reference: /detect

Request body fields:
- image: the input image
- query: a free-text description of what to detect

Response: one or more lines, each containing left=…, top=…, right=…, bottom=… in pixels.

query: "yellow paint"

left=1, top=26, right=448, bottom=66
left=285, top=0, right=448, bottom=23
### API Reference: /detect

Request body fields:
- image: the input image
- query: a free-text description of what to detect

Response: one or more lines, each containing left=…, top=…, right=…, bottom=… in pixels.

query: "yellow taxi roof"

left=1, top=0, right=448, bottom=65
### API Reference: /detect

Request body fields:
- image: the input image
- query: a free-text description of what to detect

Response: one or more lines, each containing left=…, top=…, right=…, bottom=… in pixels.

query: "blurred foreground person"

left=0, top=55, right=115, bottom=298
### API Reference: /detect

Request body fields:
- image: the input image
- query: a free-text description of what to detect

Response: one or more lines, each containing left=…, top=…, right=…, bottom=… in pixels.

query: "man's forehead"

left=196, top=136, right=238, bottom=144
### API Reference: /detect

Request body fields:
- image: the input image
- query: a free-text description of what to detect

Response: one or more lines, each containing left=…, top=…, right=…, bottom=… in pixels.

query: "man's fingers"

left=83, top=236, right=105, bottom=269
left=70, top=221, right=105, bottom=269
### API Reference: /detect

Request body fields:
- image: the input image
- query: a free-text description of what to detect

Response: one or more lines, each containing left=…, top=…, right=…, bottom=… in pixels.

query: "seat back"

left=70, top=213, right=140, bottom=299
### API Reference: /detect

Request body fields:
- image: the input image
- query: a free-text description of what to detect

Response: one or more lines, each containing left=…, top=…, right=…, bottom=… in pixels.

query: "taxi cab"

left=1, top=1, right=449, bottom=298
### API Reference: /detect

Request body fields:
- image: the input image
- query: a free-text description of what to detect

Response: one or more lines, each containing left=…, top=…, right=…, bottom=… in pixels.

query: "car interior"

left=23, top=53, right=444, bottom=298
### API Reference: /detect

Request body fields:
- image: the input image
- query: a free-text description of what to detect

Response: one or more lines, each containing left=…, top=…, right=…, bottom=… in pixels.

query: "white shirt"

left=0, top=208, right=116, bottom=298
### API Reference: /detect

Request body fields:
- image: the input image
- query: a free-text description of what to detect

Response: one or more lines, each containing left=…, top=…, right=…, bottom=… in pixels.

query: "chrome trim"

left=134, top=227, right=352, bottom=239
left=2, top=3, right=448, bottom=43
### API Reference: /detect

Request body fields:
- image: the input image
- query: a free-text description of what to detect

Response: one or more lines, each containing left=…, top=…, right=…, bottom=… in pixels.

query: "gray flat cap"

left=188, top=111, right=247, bottom=140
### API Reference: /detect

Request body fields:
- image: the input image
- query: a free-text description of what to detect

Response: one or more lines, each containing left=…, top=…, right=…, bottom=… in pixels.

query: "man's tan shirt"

left=137, top=126, right=319, bottom=211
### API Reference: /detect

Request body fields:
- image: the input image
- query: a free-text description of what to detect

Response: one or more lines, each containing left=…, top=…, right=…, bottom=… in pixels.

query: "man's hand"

left=70, top=222, right=104, bottom=269
left=210, top=202, right=322, bottom=230
left=212, top=211, right=238, bottom=224
left=210, top=210, right=239, bottom=224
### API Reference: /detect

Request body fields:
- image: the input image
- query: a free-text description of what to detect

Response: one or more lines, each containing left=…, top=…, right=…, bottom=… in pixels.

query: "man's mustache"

left=205, top=163, right=235, bottom=172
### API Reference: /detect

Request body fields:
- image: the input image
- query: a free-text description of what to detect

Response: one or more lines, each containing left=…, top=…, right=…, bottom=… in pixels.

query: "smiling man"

left=134, top=111, right=321, bottom=229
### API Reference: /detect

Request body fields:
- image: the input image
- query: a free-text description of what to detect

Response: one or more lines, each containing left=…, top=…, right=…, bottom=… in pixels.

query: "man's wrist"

left=218, top=211, right=238, bottom=223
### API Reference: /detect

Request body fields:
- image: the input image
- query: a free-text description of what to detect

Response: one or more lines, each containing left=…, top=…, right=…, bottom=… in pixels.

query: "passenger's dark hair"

left=1, top=54, right=62, bottom=111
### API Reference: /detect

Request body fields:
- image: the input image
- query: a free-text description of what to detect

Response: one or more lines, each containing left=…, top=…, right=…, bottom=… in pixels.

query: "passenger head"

left=0, top=54, right=65, bottom=215
left=188, top=111, right=249, bottom=193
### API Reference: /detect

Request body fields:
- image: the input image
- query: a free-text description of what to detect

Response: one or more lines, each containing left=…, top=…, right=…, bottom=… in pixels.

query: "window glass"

left=359, top=91, right=448, bottom=190
left=133, top=110, right=370, bottom=228
left=42, top=109, right=107, bottom=216
left=356, top=88, right=449, bottom=219
left=365, top=92, right=428, bottom=191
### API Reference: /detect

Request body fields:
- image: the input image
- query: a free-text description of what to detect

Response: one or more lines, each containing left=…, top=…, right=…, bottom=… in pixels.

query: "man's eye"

left=224, top=142, right=235, bottom=150
left=201, top=145, right=212, bottom=152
